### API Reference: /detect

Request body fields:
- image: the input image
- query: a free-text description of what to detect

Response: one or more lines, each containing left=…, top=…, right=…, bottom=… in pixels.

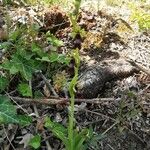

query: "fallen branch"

left=10, top=96, right=114, bottom=106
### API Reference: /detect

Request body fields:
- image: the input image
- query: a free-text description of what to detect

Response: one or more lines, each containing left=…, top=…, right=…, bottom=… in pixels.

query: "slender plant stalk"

left=68, top=92, right=75, bottom=150
left=68, top=1, right=81, bottom=149
left=68, top=49, right=80, bottom=150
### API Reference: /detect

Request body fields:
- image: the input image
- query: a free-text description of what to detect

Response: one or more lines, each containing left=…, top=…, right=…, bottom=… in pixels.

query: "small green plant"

left=69, top=0, right=86, bottom=38
left=0, top=26, right=70, bottom=95
left=18, top=83, right=33, bottom=97
left=29, top=134, right=41, bottom=149
left=45, top=49, right=90, bottom=150
left=117, top=91, right=140, bottom=132
left=45, top=50, right=88, bottom=150
left=45, top=49, right=103, bottom=150
left=129, top=3, right=150, bottom=31
left=68, top=48, right=80, bottom=150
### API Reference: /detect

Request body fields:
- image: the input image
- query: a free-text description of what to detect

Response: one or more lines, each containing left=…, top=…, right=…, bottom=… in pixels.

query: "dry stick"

left=107, top=144, right=115, bottom=150
left=9, top=95, right=145, bottom=144
left=2, top=125, right=16, bottom=150
left=10, top=96, right=67, bottom=105
left=37, top=71, right=59, bottom=97
left=124, top=127, right=146, bottom=145
left=10, top=96, right=114, bottom=105
left=101, top=122, right=118, bottom=136
left=40, top=21, right=70, bottom=31
left=140, top=84, right=150, bottom=94
left=75, top=106, right=116, bottom=122
left=4, top=125, right=18, bottom=150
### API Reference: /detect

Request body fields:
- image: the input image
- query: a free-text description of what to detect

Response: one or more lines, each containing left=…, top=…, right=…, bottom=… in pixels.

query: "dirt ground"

left=0, top=0, right=150, bottom=149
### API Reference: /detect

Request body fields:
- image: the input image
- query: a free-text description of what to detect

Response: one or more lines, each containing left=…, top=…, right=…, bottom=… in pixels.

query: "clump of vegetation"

left=45, top=49, right=102, bottom=150
left=129, top=6, right=150, bottom=31
left=44, top=1, right=100, bottom=149
left=69, top=0, right=86, bottom=38
left=0, top=23, right=69, bottom=124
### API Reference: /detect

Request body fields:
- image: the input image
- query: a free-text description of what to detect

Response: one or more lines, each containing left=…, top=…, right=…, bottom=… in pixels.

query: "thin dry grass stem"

left=6, top=93, right=30, bottom=115
left=2, top=125, right=16, bottom=150
left=76, top=106, right=146, bottom=145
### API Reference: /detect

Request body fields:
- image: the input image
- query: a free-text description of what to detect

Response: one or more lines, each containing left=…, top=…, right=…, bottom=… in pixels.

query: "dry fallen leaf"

left=19, top=133, right=33, bottom=148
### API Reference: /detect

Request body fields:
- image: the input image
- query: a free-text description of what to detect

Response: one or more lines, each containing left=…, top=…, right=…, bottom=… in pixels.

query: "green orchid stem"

left=68, top=95, right=75, bottom=150
left=68, top=49, right=80, bottom=150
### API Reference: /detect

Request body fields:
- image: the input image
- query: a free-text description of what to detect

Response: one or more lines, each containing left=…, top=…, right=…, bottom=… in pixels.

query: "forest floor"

left=0, top=0, right=150, bottom=149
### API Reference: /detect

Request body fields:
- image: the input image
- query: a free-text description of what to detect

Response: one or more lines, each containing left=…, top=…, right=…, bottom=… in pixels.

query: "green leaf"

left=18, top=50, right=34, bottom=60
left=73, top=129, right=89, bottom=150
left=2, top=60, right=15, bottom=72
left=46, top=32, right=64, bottom=47
left=9, top=65, right=19, bottom=74
left=0, top=76, right=9, bottom=92
left=0, top=42, right=12, bottom=50
left=18, top=83, right=32, bottom=97
left=0, top=95, right=32, bottom=125
left=58, top=54, right=70, bottom=65
left=9, top=29, right=20, bottom=41
left=45, top=117, right=68, bottom=146
left=34, top=91, right=44, bottom=98
left=2, top=54, right=40, bottom=80
left=31, top=43, right=44, bottom=57
left=29, top=134, right=41, bottom=149
left=85, top=128, right=105, bottom=150
left=49, top=52, right=59, bottom=62
left=17, top=115, right=32, bottom=126
left=37, top=53, right=70, bottom=65
left=41, top=56, right=50, bottom=62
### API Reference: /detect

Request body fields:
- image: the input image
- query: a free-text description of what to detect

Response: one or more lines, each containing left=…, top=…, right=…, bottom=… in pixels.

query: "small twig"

left=140, top=84, right=150, bottom=94
left=4, top=125, right=18, bottom=150
left=107, top=144, right=115, bottom=150
left=41, top=21, right=70, bottom=31
left=10, top=96, right=68, bottom=105
left=101, top=122, right=118, bottom=136
left=42, top=131, right=53, bottom=150
left=79, top=119, right=105, bottom=126
left=75, top=106, right=116, bottom=122
left=37, top=71, right=59, bottom=97
left=30, top=79, right=53, bottom=150
left=2, top=125, right=16, bottom=150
